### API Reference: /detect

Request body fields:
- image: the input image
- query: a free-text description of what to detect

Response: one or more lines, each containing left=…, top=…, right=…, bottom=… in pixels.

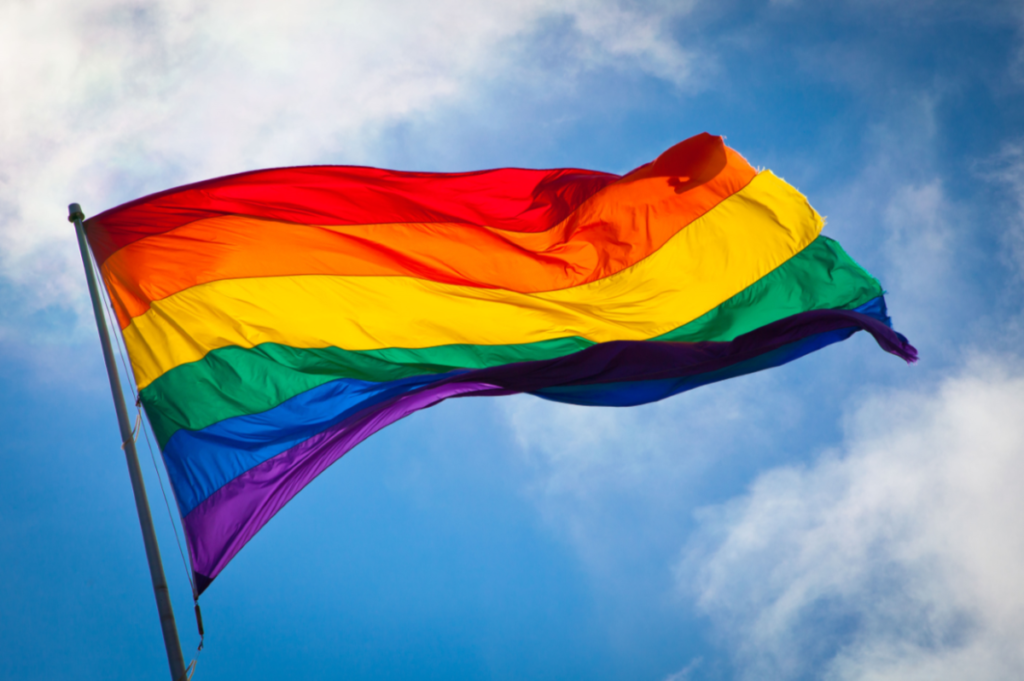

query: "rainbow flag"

left=85, top=133, right=916, bottom=593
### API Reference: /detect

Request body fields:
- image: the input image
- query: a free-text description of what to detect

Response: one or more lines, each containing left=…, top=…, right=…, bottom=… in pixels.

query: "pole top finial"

left=68, top=203, right=85, bottom=223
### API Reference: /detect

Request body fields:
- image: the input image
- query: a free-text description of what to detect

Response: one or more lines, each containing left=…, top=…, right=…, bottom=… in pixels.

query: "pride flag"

left=85, top=133, right=916, bottom=593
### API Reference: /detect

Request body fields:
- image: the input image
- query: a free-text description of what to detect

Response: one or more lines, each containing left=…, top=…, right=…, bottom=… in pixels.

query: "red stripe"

left=84, top=132, right=732, bottom=266
left=85, top=166, right=617, bottom=266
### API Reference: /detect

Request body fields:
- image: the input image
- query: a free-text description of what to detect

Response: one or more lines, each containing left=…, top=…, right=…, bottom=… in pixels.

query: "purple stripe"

left=184, top=381, right=504, bottom=588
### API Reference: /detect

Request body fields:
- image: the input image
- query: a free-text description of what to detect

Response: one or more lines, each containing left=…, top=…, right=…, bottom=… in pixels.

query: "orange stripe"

left=102, top=148, right=755, bottom=328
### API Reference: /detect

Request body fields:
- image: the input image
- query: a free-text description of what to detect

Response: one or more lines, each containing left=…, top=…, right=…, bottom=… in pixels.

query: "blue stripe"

left=164, top=370, right=467, bottom=515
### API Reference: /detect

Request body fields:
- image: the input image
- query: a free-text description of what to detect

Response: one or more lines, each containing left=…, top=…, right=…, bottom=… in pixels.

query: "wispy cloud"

left=663, top=656, right=702, bottom=681
left=680, top=354, right=1024, bottom=681
left=978, top=141, right=1024, bottom=281
left=503, top=371, right=801, bottom=504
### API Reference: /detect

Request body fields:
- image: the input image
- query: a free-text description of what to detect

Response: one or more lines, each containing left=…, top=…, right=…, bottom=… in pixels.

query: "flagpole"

left=69, top=203, right=188, bottom=681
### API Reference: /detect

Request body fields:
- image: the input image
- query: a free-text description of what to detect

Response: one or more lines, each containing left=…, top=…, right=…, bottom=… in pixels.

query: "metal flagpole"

left=69, top=203, right=188, bottom=681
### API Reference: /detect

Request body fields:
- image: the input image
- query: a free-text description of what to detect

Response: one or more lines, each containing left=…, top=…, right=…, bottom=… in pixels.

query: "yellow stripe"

left=124, top=171, right=822, bottom=389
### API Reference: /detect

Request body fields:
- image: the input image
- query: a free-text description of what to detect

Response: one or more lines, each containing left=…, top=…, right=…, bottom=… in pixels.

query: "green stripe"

left=141, top=236, right=881, bottom=446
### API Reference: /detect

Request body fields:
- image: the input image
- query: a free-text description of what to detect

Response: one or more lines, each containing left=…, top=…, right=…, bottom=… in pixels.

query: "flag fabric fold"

left=84, top=133, right=916, bottom=593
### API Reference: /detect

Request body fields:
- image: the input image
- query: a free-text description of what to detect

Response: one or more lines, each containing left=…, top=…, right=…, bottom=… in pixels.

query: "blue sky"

left=3, top=1, right=1024, bottom=679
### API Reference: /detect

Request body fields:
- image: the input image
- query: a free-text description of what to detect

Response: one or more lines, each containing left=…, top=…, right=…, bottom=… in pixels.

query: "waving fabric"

left=85, top=133, right=916, bottom=593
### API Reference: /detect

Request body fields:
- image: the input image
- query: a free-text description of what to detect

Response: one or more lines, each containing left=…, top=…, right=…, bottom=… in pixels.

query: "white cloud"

left=877, top=180, right=955, bottom=336
left=503, top=372, right=793, bottom=503
left=679, top=354, right=1024, bottom=680
left=0, top=0, right=698, bottom=338
left=663, top=656, right=702, bottom=681
left=978, top=141, right=1024, bottom=281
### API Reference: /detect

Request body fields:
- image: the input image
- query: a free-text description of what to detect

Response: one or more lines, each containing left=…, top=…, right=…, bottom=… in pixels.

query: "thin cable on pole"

left=140, top=407, right=197, bottom=598
left=89, top=249, right=198, bottom=600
